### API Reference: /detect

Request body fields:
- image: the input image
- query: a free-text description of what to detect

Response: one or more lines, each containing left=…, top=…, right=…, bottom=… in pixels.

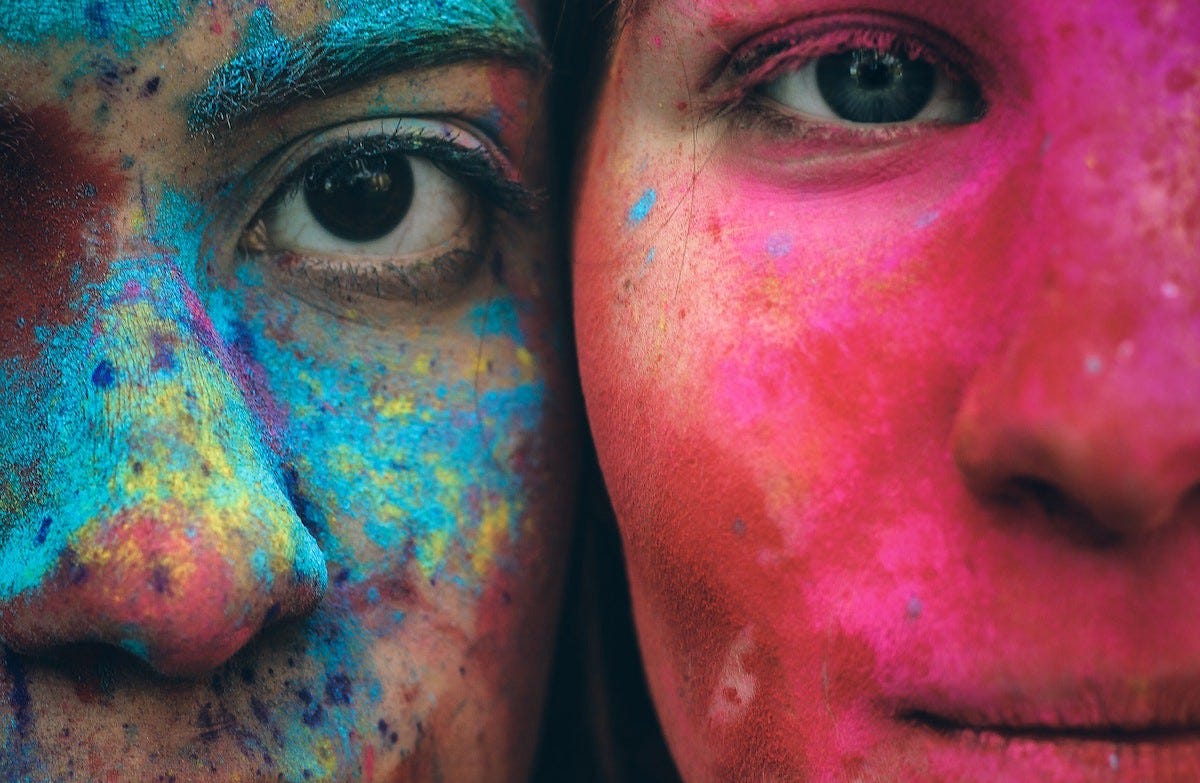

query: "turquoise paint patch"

left=0, top=0, right=196, bottom=54
left=627, top=188, right=657, bottom=226
left=468, top=295, right=523, bottom=341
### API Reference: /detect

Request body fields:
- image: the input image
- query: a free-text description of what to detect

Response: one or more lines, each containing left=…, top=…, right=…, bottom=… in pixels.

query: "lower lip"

left=903, top=715, right=1200, bottom=781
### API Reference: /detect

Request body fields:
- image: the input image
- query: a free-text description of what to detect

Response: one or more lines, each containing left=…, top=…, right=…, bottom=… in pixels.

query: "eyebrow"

left=188, top=5, right=545, bottom=135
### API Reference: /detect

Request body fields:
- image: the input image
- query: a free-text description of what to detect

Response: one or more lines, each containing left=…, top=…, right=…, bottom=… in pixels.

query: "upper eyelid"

left=704, top=11, right=987, bottom=101
left=252, top=119, right=538, bottom=236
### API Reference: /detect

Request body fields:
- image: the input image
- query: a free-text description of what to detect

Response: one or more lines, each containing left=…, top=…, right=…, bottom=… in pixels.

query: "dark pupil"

left=304, top=150, right=415, bottom=242
left=816, top=49, right=935, bottom=123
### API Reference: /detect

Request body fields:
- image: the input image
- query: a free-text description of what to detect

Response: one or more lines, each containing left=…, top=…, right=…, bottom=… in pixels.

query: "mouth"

left=892, top=677, right=1200, bottom=747
left=900, top=708, right=1200, bottom=743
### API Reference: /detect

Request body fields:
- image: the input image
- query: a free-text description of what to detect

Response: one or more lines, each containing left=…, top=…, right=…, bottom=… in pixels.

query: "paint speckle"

left=91, top=359, right=116, bottom=388
left=627, top=188, right=657, bottom=226
left=33, top=517, right=51, bottom=546
left=765, top=232, right=793, bottom=258
left=324, top=673, right=352, bottom=706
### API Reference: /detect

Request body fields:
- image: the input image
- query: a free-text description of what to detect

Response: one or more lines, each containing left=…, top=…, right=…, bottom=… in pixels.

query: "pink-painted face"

left=575, top=0, right=1200, bottom=780
left=0, top=1, right=574, bottom=781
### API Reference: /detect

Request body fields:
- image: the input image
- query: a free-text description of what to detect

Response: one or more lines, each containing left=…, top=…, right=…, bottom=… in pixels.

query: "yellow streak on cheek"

left=409, top=353, right=434, bottom=376
left=373, top=393, right=415, bottom=419
left=472, top=497, right=511, bottom=578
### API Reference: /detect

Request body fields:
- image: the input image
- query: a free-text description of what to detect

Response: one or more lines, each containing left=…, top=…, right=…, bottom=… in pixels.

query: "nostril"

left=0, top=506, right=326, bottom=678
left=993, top=475, right=1125, bottom=548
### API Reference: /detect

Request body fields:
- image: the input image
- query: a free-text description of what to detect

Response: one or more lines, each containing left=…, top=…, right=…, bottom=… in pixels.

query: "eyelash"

left=236, top=122, right=539, bottom=304
left=256, top=127, right=538, bottom=227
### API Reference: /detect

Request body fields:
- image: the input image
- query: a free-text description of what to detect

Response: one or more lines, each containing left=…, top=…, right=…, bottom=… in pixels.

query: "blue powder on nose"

left=627, top=188, right=657, bottom=226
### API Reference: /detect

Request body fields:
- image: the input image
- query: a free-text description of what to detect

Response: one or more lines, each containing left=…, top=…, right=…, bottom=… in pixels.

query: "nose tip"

left=0, top=502, right=327, bottom=677
left=954, top=406, right=1200, bottom=540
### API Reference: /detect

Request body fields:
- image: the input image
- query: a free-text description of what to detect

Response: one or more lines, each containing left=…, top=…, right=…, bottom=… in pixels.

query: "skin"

left=575, top=0, right=1200, bottom=781
left=0, top=1, right=574, bottom=781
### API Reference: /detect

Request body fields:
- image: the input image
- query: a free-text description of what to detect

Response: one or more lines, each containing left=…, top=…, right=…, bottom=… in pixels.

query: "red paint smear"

left=0, top=102, right=124, bottom=363
left=362, top=743, right=375, bottom=781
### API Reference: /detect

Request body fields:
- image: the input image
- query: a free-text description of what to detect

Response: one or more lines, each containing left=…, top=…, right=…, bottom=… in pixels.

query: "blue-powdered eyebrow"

left=187, top=1, right=545, bottom=135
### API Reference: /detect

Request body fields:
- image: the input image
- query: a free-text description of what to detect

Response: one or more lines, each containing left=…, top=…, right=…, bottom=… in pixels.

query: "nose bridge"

left=1031, top=17, right=1199, bottom=289
left=0, top=243, right=326, bottom=676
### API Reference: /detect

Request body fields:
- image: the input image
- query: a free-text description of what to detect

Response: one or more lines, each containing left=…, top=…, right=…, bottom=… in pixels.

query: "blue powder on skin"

left=0, top=0, right=196, bottom=54
left=628, top=188, right=657, bottom=226
left=766, top=232, right=793, bottom=258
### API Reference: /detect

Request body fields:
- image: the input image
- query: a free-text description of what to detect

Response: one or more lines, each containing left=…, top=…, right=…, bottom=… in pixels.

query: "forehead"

left=0, top=0, right=544, bottom=82
left=0, top=0, right=542, bottom=44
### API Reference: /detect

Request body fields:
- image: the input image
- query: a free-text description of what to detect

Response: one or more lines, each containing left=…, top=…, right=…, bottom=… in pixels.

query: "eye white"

left=760, top=56, right=975, bottom=124
left=264, top=153, right=473, bottom=258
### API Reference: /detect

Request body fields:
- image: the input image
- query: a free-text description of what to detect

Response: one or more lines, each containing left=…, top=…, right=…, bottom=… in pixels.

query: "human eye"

left=718, top=13, right=985, bottom=134
left=237, top=117, right=535, bottom=304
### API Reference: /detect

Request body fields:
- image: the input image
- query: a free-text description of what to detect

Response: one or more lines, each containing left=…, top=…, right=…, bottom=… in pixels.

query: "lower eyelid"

left=264, top=247, right=485, bottom=306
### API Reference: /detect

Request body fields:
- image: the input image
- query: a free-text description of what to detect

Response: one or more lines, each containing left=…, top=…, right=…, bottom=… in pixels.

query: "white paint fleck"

left=708, top=626, right=757, bottom=727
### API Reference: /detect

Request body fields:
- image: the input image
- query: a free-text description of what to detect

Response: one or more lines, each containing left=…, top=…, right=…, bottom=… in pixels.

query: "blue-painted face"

left=0, top=1, right=575, bottom=779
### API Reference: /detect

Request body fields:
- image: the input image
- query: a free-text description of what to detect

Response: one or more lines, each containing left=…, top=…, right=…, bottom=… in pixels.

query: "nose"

left=953, top=302, right=1200, bottom=541
left=0, top=253, right=327, bottom=677
left=952, top=58, right=1200, bottom=542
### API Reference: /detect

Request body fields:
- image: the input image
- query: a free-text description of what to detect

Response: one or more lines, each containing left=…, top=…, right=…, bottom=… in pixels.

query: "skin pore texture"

left=575, top=0, right=1200, bottom=781
left=0, top=1, right=575, bottom=781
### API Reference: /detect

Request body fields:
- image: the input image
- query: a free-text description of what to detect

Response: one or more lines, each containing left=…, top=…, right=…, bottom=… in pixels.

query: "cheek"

left=576, top=104, right=1053, bottom=771
left=208, top=266, right=553, bottom=585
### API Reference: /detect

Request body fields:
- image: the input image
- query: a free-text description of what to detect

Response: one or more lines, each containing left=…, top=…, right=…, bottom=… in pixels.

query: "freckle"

left=906, top=596, right=922, bottom=619
left=139, top=76, right=161, bottom=97
left=732, top=518, right=746, bottom=536
left=132, top=461, right=143, bottom=475
left=120, top=155, right=135, bottom=170
left=1084, top=354, right=1104, bottom=374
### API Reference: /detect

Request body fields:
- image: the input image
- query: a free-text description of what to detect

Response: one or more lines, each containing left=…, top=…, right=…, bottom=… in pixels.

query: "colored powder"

left=627, top=188, right=657, bottom=226
left=189, top=1, right=540, bottom=132
left=0, top=0, right=196, bottom=55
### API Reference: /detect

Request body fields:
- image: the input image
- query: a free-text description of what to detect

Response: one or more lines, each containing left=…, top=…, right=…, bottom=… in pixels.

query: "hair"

left=528, top=2, right=683, bottom=781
